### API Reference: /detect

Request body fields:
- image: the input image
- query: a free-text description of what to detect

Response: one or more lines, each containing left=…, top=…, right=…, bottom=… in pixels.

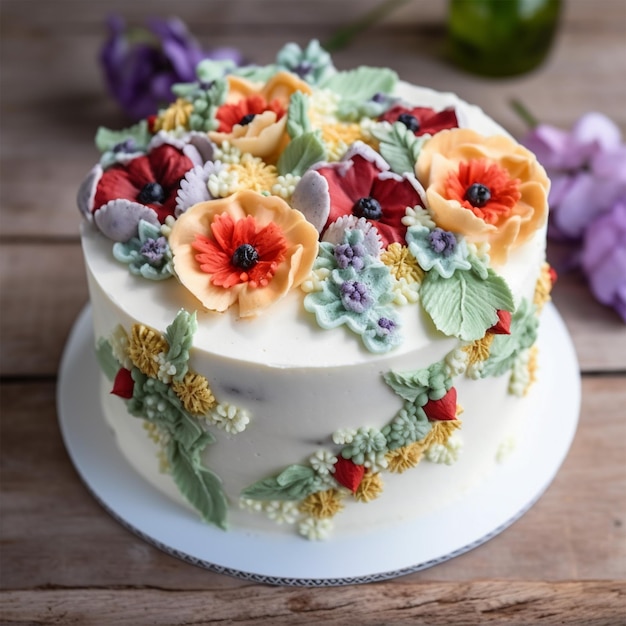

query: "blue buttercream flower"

left=275, top=40, right=335, bottom=85
left=113, top=219, right=173, bottom=280
left=406, top=224, right=471, bottom=278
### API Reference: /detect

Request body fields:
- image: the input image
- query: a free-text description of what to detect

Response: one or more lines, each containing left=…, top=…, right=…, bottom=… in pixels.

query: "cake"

left=77, top=41, right=552, bottom=540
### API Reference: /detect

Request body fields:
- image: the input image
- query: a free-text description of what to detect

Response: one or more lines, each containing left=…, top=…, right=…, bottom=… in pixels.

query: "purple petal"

left=571, top=112, right=622, bottom=151
left=94, top=200, right=160, bottom=242
left=523, top=124, right=573, bottom=170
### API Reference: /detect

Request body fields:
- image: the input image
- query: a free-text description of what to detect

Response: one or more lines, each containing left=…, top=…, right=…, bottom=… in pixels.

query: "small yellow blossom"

left=172, top=372, right=216, bottom=415
left=386, top=442, right=425, bottom=474
left=321, top=122, right=365, bottom=161
left=128, top=324, right=168, bottom=378
left=153, top=98, right=194, bottom=132
left=534, top=262, right=554, bottom=312
left=462, top=333, right=495, bottom=366
left=381, top=243, right=425, bottom=283
left=229, top=154, right=279, bottom=194
left=298, top=489, right=344, bottom=519
left=354, top=472, right=383, bottom=503
left=422, top=419, right=462, bottom=449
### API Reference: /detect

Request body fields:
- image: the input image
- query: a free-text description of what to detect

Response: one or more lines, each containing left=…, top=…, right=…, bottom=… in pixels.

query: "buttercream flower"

left=581, top=199, right=626, bottom=322
left=88, top=144, right=195, bottom=241
left=416, top=129, right=549, bottom=265
left=379, top=105, right=459, bottom=137
left=292, top=142, right=425, bottom=248
left=275, top=39, right=335, bottom=85
left=209, top=72, right=312, bottom=162
left=522, top=112, right=626, bottom=240
left=100, top=16, right=243, bottom=121
left=168, top=191, right=319, bottom=316
left=406, top=224, right=471, bottom=278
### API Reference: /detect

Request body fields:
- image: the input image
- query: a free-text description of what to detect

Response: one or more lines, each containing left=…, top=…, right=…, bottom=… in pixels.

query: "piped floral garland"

left=78, top=40, right=550, bottom=356
left=95, top=310, right=251, bottom=530
left=241, top=267, right=552, bottom=539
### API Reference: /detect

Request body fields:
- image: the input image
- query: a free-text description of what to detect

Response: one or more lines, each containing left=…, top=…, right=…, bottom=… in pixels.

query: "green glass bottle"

left=447, top=0, right=562, bottom=77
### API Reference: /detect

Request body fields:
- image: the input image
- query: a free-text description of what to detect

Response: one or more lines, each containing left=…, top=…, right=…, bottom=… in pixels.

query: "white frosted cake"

left=78, top=41, right=553, bottom=540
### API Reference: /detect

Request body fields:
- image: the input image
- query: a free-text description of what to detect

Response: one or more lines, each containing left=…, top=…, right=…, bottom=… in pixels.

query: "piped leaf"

left=277, top=132, right=326, bottom=177
left=286, top=91, right=311, bottom=138
left=371, top=122, right=427, bottom=175
left=241, top=464, right=323, bottom=501
left=164, top=310, right=197, bottom=381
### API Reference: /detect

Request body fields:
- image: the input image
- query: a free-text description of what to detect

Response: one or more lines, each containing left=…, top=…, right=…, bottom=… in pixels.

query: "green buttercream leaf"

left=195, top=59, right=238, bottom=84
left=383, top=367, right=432, bottom=404
left=173, top=409, right=215, bottom=451
left=286, top=91, right=311, bottom=138
left=95, top=338, right=119, bottom=382
left=482, top=298, right=539, bottom=377
left=420, top=269, right=514, bottom=341
left=232, top=63, right=280, bottom=83
left=321, top=66, right=397, bottom=101
left=371, top=122, right=427, bottom=175
left=277, top=132, right=326, bottom=177
left=164, top=310, right=197, bottom=382
left=95, top=120, right=151, bottom=154
left=168, top=441, right=228, bottom=529
left=241, top=464, right=323, bottom=501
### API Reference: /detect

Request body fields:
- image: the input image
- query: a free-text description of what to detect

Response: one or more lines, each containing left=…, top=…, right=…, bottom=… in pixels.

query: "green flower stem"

left=510, top=98, right=539, bottom=129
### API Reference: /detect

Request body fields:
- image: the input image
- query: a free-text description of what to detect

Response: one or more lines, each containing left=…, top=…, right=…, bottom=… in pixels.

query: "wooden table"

left=1, top=1, right=625, bottom=623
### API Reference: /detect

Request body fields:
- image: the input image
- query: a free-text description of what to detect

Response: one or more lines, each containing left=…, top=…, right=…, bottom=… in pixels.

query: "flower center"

left=140, top=236, right=168, bottom=263
left=239, top=113, right=256, bottom=126
left=340, top=280, right=374, bottom=314
left=428, top=228, right=457, bottom=257
left=113, top=138, right=137, bottom=154
left=464, top=183, right=491, bottom=208
left=138, top=182, right=166, bottom=205
left=353, top=196, right=383, bottom=221
left=397, top=113, right=420, bottom=133
left=231, top=243, right=259, bottom=270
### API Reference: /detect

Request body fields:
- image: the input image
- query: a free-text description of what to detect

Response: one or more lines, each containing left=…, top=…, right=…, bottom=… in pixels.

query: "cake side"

left=78, top=41, right=552, bottom=539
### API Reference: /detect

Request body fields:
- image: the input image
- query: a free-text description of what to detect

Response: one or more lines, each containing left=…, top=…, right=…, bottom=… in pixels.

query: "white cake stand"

left=57, top=303, right=580, bottom=586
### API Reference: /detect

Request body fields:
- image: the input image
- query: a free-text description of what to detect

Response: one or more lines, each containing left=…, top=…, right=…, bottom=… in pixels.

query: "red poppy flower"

left=294, top=143, right=424, bottom=249
left=94, top=144, right=194, bottom=223
left=379, top=105, right=458, bottom=137
left=215, top=94, right=286, bottom=133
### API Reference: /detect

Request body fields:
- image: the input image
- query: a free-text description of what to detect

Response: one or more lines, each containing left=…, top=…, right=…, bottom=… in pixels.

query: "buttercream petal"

left=77, top=164, right=102, bottom=220
left=291, top=169, right=331, bottom=233
left=94, top=199, right=160, bottom=242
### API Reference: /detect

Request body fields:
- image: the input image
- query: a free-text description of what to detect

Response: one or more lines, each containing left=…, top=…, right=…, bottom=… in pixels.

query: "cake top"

left=78, top=40, right=549, bottom=355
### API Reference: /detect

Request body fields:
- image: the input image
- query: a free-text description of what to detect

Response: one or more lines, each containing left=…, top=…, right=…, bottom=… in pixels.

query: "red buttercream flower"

left=192, top=213, right=288, bottom=289
left=292, top=142, right=424, bottom=249
left=215, top=94, right=286, bottom=133
left=379, top=105, right=458, bottom=137
left=94, top=144, right=194, bottom=223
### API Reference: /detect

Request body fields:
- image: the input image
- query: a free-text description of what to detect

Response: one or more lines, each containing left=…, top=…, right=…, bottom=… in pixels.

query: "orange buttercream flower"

left=168, top=191, right=319, bottom=317
left=210, top=72, right=312, bottom=163
left=416, top=129, right=549, bottom=265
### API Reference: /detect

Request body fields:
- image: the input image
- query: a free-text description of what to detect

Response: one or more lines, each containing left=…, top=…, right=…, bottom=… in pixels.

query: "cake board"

left=57, top=303, right=580, bottom=586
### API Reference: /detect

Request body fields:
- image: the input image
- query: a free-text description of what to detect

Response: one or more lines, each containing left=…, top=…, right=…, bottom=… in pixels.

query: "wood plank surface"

left=0, top=0, right=624, bottom=623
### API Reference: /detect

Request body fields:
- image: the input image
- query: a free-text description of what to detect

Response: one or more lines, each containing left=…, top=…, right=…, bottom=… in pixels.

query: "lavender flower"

left=581, top=199, right=626, bottom=322
left=522, top=112, right=626, bottom=240
left=100, top=16, right=243, bottom=121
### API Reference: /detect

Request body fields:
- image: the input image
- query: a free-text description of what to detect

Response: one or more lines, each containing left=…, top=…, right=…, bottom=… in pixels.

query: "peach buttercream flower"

left=168, top=191, right=319, bottom=316
left=416, top=129, right=549, bottom=264
left=209, top=72, right=312, bottom=163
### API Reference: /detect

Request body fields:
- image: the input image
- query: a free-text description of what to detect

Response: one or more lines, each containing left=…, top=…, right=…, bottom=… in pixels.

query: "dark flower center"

left=353, top=196, right=383, bottom=221
left=138, top=182, right=166, bottom=205
left=294, top=61, right=313, bottom=78
left=232, top=243, right=259, bottom=270
left=340, top=280, right=373, bottom=314
left=428, top=228, right=457, bottom=257
left=397, top=113, right=420, bottom=133
left=378, top=317, right=396, bottom=332
left=112, top=138, right=137, bottom=154
left=239, top=113, right=256, bottom=126
left=464, top=183, right=492, bottom=208
left=140, top=236, right=168, bottom=264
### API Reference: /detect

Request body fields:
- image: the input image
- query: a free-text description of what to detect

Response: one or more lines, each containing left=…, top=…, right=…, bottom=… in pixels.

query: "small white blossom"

left=298, top=516, right=333, bottom=540
left=332, top=428, right=357, bottom=446
left=466, top=359, right=485, bottom=380
left=264, top=501, right=299, bottom=524
left=509, top=348, right=531, bottom=397
left=160, top=215, right=177, bottom=238
left=208, top=402, right=250, bottom=434
left=309, top=450, right=338, bottom=476
left=109, top=325, right=132, bottom=369
left=390, top=276, right=420, bottom=306
left=496, top=435, right=517, bottom=463
left=444, top=348, right=469, bottom=377
left=208, top=168, right=238, bottom=198
left=467, top=241, right=491, bottom=267
left=402, top=204, right=435, bottom=229
left=308, top=88, right=340, bottom=125
left=212, top=141, right=242, bottom=164
left=239, top=497, right=264, bottom=512
left=359, top=117, right=380, bottom=141
left=271, top=174, right=301, bottom=199
left=300, top=267, right=330, bottom=293
left=155, top=352, right=177, bottom=384
left=425, top=434, right=463, bottom=465
left=362, top=451, right=389, bottom=473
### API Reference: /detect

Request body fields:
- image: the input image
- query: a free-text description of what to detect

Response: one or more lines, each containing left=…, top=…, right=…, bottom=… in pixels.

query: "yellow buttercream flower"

left=354, top=472, right=384, bottom=503
left=381, top=242, right=425, bottom=283
left=462, top=333, right=495, bottom=366
left=298, top=489, right=344, bottom=519
left=169, top=191, right=319, bottom=317
left=172, top=372, right=216, bottom=416
left=416, top=129, right=549, bottom=265
left=153, top=98, right=194, bottom=132
left=386, top=442, right=425, bottom=473
left=534, top=262, right=554, bottom=312
left=230, top=154, right=279, bottom=194
left=128, top=324, right=168, bottom=378
left=321, top=122, right=365, bottom=161
left=422, top=419, right=462, bottom=449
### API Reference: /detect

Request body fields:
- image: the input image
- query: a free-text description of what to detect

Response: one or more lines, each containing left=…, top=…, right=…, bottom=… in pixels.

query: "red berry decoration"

left=111, top=367, right=134, bottom=399
left=423, top=387, right=457, bottom=421
left=333, top=456, right=366, bottom=493
left=488, top=309, right=512, bottom=335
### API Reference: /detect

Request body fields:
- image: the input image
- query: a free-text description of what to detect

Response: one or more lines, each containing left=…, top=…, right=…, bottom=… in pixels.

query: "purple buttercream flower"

left=522, top=112, right=626, bottom=240
left=581, top=199, right=626, bottom=323
left=340, top=280, right=374, bottom=314
left=428, top=228, right=457, bottom=257
left=100, top=16, right=243, bottom=121
left=140, top=236, right=169, bottom=264
left=334, top=242, right=367, bottom=270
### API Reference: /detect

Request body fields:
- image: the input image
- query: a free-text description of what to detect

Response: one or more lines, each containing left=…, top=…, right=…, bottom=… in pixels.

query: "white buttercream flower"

left=155, top=352, right=177, bottom=384
left=109, top=324, right=132, bottom=369
left=208, top=402, right=250, bottom=434
left=208, top=168, right=239, bottom=198
left=264, top=501, right=299, bottom=524
left=212, top=140, right=242, bottom=164
left=402, top=204, right=436, bottom=229
left=271, top=173, right=301, bottom=199
left=309, top=449, right=338, bottom=476
left=332, top=428, right=357, bottom=446
left=390, top=276, right=420, bottom=306
left=239, top=497, right=264, bottom=512
left=300, top=267, right=331, bottom=294
left=444, top=347, right=469, bottom=377
left=425, top=434, right=463, bottom=465
left=298, top=516, right=333, bottom=540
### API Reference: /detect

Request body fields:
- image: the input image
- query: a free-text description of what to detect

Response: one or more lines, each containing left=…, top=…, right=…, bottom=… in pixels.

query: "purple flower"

left=428, top=228, right=457, bottom=257
left=100, top=16, right=243, bottom=121
left=523, top=112, right=626, bottom=240
left=581, top=199, right=626, bottom=322
left=340, top=281, right=374, bottom=314
left=334, top=241, right=366, bottom=270
left=140, top=236, right=168, bottom=264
